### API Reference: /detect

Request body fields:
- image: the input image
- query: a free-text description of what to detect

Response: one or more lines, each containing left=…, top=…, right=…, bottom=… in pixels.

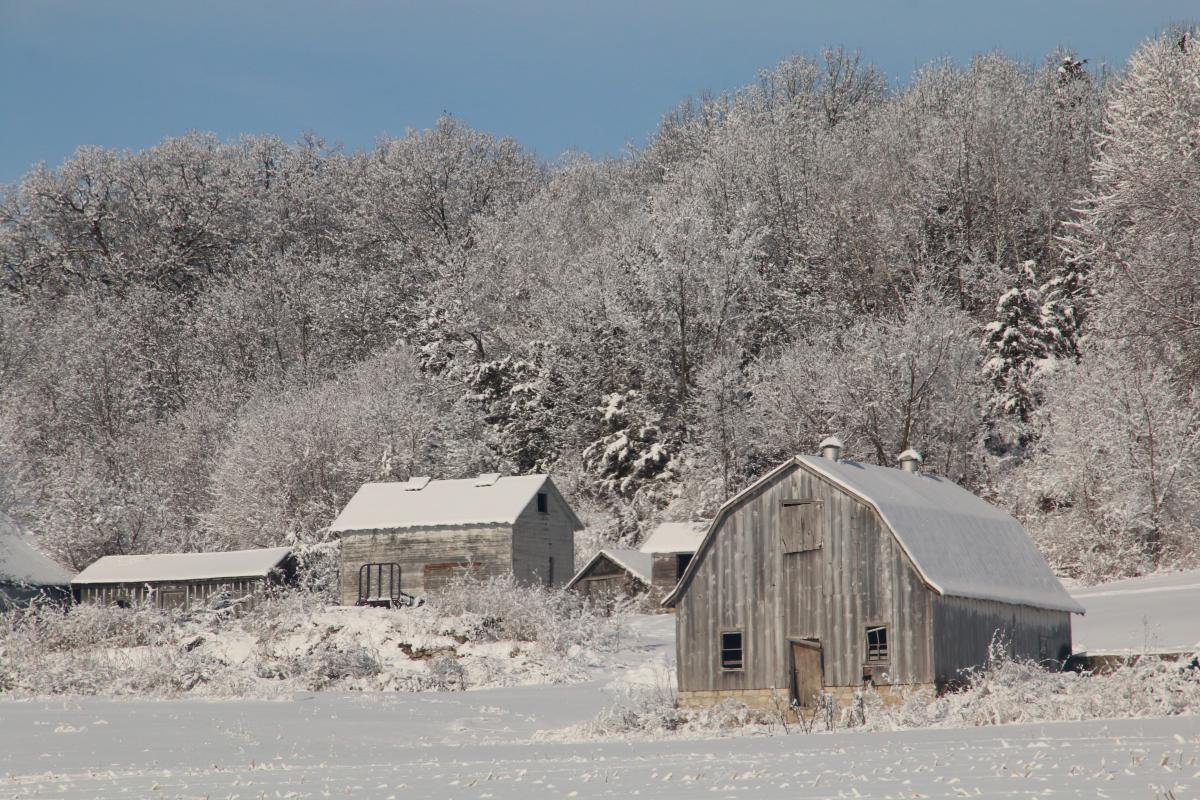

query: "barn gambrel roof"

left=665, top=456, right=1084, bottom=614
left=329, top=474, right=583, bottom=533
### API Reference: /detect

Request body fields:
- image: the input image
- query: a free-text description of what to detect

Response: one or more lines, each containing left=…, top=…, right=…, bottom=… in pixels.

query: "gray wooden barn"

left=0, top=511, right=72, bottom=609
left=72, top=547, right=294, bottom=609
left=664, top=439, right=1084, bottom=710
left=638, top=521, right=706, bottom=597
left=330, top=473, right=581, bottom=606
left=566, top=549, right=652, bottom=602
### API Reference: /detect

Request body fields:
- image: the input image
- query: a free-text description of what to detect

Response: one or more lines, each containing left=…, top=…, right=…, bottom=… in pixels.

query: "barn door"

left=791, top=640, right=823, bottom=707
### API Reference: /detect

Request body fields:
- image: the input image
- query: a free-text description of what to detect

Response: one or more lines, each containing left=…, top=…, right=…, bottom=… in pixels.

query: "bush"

left=425, top=573, right=627, bottom=656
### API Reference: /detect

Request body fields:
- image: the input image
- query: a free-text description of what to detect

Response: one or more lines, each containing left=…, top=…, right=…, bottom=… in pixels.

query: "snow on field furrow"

left=2, top=693, right=1200, bottom=799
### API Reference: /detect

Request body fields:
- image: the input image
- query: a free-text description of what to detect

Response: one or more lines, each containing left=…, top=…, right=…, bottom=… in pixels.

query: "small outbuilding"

left=566, top=549, right=653, bottom=602
left=0, top=511, right=72, bottom=609
left=330, top=473, right=582, bottom=606
left=72, top=547, right=294, bottom=610
left=639, top=521, right=707, bottom=597
left=664, top=439, right=1084, bottom=710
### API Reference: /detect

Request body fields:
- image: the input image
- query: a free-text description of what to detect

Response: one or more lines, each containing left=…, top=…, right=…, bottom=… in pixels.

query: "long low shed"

left=73, top=547, right=294, bottom=609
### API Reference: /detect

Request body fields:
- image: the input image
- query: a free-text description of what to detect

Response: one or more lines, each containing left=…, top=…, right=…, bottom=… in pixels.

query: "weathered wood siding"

left=931, top=596, right=1071, bottom=688
left=571, top=555, right=646, bottom=601
left=676, top=462, right=935, bottom=696
left=651, top=553, right=684, bottom=595
left=77, top=577, right=268, bottom=609
left=511, top=482, right=575, bottom=588
left=338, top=526, right=512, bottom=604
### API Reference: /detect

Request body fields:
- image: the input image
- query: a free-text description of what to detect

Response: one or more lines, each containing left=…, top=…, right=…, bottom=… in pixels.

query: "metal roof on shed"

left=329, top=474, right=583, bottom=533
left=566, top=549, right=653, bottom=589
left=0, top=511, right=72, bottom=587
left=639, top=521, right=707, bottom=554
left=72, top=547, right=292, bottom=585
left=666, top=456, right=1083, bottom=614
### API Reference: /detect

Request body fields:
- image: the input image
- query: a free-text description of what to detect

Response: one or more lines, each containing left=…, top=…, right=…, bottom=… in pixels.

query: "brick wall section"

left=338, top=525, right=512, bottom=605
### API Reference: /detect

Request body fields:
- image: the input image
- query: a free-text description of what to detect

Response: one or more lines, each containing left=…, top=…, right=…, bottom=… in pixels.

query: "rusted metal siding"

left=931, top=596, right=1072, bottom=688
left=337, top=526, right=512, bottom=604
left=511, top=484, right=575, bottom=588
left=676, top=462, right=935, bottom=696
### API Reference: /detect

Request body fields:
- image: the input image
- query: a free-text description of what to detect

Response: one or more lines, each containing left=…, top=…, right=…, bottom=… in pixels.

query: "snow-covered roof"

left=666, top=456, right=1083, bottom=614
left=566, top=549, right=653, bottom=589
left=72, top=547, right=292, bottom=585
left=639, top=521, right=707, bottom=554
left=329, top=474, right=583, bottom=533
left=0, top=511, right=72, bottom=587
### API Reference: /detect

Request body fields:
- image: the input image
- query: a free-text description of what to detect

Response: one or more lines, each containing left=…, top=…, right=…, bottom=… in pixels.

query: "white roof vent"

left=403, top=476, right=432, bottom=491
left=474, top=472, right=503, bottom=487
left=897, top=449, right=923, bottom=473
left=818, top=436, right=844, bottom=461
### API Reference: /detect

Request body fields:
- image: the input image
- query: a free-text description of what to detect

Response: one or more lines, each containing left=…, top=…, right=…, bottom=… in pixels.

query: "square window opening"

left=866, top=625, right=889, bottom=663
left=720, top=630, right=744, bottom=671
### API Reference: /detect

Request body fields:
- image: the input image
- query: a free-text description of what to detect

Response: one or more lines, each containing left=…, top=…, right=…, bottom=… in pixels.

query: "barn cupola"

left=897, top=449, right=923, bottom=473
left=818, top=436, right=844, bottom=461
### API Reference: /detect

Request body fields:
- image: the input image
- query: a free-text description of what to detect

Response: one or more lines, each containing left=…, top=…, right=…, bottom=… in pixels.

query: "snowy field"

left=1071, top=569, right=1200, bottom=655
left=3, top=610, right=1200, bottom=799
left=3, top=686, right=1200, bottom=799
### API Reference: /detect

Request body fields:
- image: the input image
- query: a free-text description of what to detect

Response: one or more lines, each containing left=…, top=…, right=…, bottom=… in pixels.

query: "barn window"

left=780, top=499, right=823, bottom=553
left=675, top=553, right=692, bottom=580
left=720, top=630, right=744, bottom=671
left=866, top=626, right=889, bottom=663
left=537, top=492, right=548, bottom=513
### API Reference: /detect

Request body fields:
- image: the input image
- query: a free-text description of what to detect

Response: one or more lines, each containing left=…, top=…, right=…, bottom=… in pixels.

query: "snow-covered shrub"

left=863, top=647, right=1200, bottom=731
left=425, top=574, right=626, bottom=656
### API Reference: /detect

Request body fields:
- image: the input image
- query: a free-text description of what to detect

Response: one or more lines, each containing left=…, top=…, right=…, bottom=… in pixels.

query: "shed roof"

left=0, top=512, right=72, bottom=587
left=566, top=549, right=653, bottom=589
left=72, top=547, right=292, bottom=586
left=666, top=456, right=1083, bottom=614
left=329, top=474, right=583, bottom=533
left=639, top=521, right=707, bottom=554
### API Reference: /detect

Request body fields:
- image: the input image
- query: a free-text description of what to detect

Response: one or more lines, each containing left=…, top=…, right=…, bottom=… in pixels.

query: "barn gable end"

left=668, top=452, right=1078, bottom=709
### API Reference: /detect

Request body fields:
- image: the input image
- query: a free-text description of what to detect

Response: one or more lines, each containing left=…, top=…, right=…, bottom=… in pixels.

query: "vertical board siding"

left=78, top=577, right=269, bottom=609
left=932, top=596, right=1071, bottom=688
left=511, top=482, right=575, bottom=588
left=676, top=462, right=936, bottom=696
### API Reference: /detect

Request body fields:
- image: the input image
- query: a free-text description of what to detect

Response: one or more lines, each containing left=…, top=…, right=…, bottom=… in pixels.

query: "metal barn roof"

left=72, top=547, right=292, bottom=585
left=329, top=474, right=583, bottom=533
left=566, top=549, right=653, bottom=589
left=639, top=521, right=707, bottom=554
left=0, top=512, right=72, bottom=587
left=666, top=456, right=1083, bottom=614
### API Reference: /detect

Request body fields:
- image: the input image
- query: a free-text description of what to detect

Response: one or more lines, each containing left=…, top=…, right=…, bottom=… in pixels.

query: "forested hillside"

left=2, top=33, right=1197, bottom=583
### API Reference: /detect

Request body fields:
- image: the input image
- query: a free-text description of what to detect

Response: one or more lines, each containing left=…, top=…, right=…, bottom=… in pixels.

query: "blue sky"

left=0, top=1, right=1194, bottom=184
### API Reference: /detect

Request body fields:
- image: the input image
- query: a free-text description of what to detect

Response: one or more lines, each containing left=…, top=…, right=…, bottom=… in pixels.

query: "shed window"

left=536, top=492, right=548, bottom=513
left=866, top=626, right=889, bottom=663
left=675, top=553, right=692, bottom=580
left=720, top=630, right=744, bottom=671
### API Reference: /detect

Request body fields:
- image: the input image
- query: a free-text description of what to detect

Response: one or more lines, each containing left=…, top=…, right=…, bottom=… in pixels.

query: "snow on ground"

left=1071, top=569, right=1200, bottom=654
left=3, top=688, right=1200, bottom=799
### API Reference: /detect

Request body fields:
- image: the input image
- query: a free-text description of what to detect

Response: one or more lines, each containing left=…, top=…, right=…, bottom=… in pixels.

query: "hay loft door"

left=791, top=639, right=823, bottom=707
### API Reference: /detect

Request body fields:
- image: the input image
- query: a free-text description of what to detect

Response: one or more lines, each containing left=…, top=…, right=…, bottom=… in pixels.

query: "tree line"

left=2, top=33, right=1198, bottom=583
